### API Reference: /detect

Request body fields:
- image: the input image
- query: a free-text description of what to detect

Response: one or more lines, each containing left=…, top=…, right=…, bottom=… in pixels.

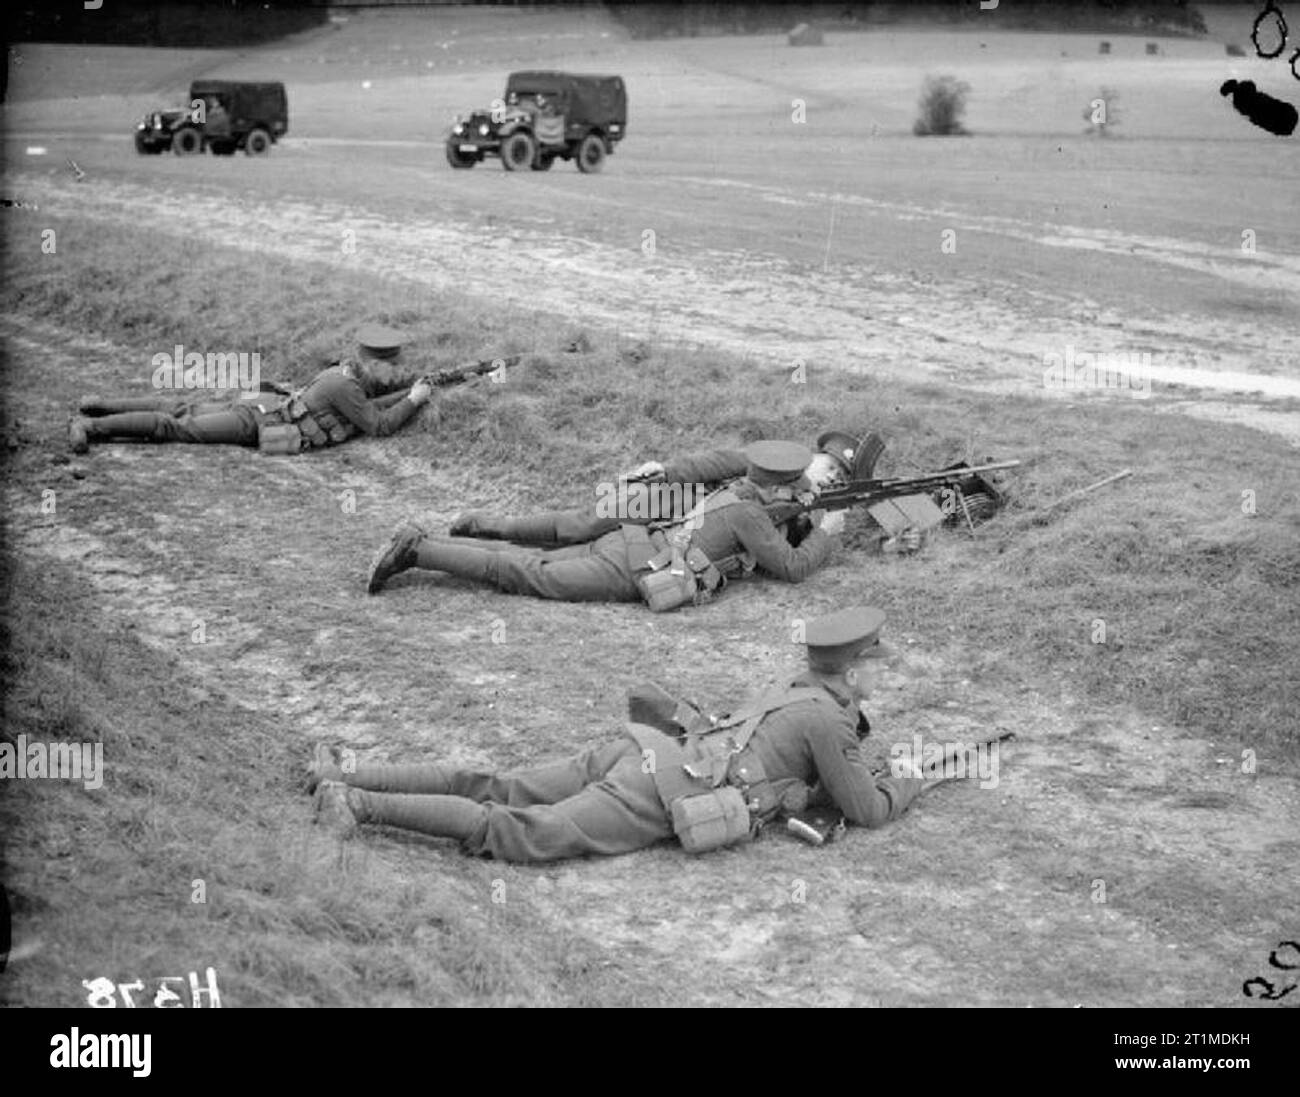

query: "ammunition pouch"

left=623, top=526, right=724, bottom=613
left=257, top=422, right=303, bottom=455
left=624, top=723, right=756, bottom=855
left=624, top=686, right=829, bottom=854
left=277, top=394, right=354, bottom=448
left=725, top=747, right=781, bottom=820
left=671, top=786, right=752, bottom=854
left=283, top=395, right=330, bottom=448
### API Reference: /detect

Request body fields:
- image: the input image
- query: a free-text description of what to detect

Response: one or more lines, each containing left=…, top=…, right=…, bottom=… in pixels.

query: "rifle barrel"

left=431, top=354, right=519, bottom=386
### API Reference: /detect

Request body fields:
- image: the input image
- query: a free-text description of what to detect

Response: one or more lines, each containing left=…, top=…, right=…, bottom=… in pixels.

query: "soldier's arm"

left=660, top=448, right=748, bottom=485
left=803, top=705, right=926, bottom=827
left=321, top=375, right=421, bottom=438
left=728, top=502, right=834, bottom=582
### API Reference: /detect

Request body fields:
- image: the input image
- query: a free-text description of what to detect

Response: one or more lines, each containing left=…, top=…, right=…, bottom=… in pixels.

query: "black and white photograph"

left=1, top=0, right=1297, bottom=1045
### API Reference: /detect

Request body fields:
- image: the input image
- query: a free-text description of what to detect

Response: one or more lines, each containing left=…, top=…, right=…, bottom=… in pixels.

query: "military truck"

left=135, top=80, right=288, bottom=157
left=446, top=71, right=627, bottom=172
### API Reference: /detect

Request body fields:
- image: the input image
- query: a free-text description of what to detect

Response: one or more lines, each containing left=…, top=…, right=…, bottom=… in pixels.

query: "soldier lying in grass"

left=69, top=358, right=432, bottom=455
left=309, top=607, right=946, bottom=862
left=446, top=428, right=879, bottom=547
left=367, top=440, right=850, bottom=611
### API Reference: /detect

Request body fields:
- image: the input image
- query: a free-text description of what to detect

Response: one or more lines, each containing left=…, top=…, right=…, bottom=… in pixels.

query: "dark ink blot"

left=1220, top=79, right=1298, bottom=136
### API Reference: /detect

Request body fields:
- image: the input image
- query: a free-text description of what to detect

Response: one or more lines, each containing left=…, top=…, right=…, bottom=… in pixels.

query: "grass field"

left=2, top=4, right=1298, bottom=1008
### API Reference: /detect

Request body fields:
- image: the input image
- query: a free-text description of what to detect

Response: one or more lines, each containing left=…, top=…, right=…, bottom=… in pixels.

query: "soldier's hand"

left=622, top=460, right=665, bottom=482
left=409, top=380, right=433, bottom=406
left=815, top=509, right=846, bottom=536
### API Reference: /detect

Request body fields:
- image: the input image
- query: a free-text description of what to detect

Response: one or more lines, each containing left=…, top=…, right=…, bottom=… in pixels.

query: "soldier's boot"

left=313, top=780, right=357, bottom=838
left=305, top=743, right=344, bottom=794
left=349, top=790, right=488, bottom=845
left=68, top=418, right=90, bottom=454
left=410, top=538, right=499, bottom=584
left=366, top=519, right=427, bottom=594
left=77, top=412, right=172, bottom=445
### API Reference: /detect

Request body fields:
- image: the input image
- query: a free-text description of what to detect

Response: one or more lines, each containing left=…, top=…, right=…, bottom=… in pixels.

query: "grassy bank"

left=2, top=205, right=1297, bottom=1006
left=5, top=210, right=1297, bottom=763
left=0, top=547, right=686, bottom=1008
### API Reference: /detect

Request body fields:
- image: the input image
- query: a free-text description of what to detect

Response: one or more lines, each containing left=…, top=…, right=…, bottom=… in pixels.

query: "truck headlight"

left=452, top=123, right=464, bottom=135
left=478, top=123, right=489, bottom=136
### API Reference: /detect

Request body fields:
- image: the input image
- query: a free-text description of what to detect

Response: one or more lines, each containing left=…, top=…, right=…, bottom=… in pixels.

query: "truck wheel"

left=134, top=133, right=162, bottom=155
left=501, top=131, right=535, bottom=172
left=576, top=134, right=606, bottom=173
left=172, top=127, right=203, bottom=156
left=244, top=128, right=271, bottom=156
left=532, top=152, right=555, bottom=171
left=445, top=144, right=477, bottom=169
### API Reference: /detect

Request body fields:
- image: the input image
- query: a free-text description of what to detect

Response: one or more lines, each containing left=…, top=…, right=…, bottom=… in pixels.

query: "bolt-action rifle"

left=786, top=726, right=1016, bottom=845
left=373, top=354, right=520, bottom=409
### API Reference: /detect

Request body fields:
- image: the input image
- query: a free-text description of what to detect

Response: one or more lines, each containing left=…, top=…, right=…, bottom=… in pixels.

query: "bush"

left=913, top=75, right=971, bottom=136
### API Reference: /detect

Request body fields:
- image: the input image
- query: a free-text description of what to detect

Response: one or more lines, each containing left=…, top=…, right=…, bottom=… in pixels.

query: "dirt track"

left=14, top=167, right=1300, bottom=450
left=5, top=9, right=1300, bottom=1006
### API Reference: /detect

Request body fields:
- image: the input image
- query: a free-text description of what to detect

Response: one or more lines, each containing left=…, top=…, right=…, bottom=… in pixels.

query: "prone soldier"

left=68, top=325, right=432, bottom=455
left=309, top=607, right=943, bottom=862
left=366, top=440, right=847, bottom=610
left=448, top=429, right=882, bottom=547
left=70, top=360, right=431, bottom=455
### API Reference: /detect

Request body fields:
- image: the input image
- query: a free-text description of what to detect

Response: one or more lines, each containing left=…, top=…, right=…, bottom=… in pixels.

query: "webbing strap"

left=690, top=686, right=826, bottom=757
left=624, top=722, right=703, bottom=807
left=659, top=487, right=741, bottom=549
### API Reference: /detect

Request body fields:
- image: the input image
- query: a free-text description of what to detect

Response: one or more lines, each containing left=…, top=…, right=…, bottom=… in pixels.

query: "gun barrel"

left=847, top=459, right=1021, bottom=493
left=820, top=460, right=1020, bottom=503
left=767, top=459, right=1021, bottom=523
left=430, top=354, right=520, bottom=386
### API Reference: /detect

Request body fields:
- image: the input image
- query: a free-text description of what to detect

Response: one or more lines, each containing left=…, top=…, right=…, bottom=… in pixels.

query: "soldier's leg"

left=471, top=752, right=672, bottom=861
left=414, top=532, right=639, bottom=602
left=450, top=508, right=620, bottom=546
left=154, top=407, right=260, bottom=445
left=484, top=542, right=639, bottom=601
left=341, top=740, right=629, bottom=804
left=79, top=396, right=188, bottom=417
left=79, top=406, right=257, bottom=446
left=348, top=751, right=671, bottom=862
left=370, top=525, right=641, bottom=602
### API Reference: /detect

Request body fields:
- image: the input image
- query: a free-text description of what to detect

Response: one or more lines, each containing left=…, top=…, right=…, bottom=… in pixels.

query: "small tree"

left=913, top=75, right=971, bottom=136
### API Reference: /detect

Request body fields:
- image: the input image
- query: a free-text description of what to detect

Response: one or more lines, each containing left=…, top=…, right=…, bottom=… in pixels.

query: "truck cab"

left=447, top=71, right=627, bottom=172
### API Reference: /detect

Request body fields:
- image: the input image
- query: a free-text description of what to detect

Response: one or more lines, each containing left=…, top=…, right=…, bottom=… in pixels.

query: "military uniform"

left=367, top=441, right=838, bottom=604
left=449, top=431, right=881, bottom=548
left=451, top=447, right=749, bottom=547
left=70, top=361, right=421, bottom=452
left=311, top=607, right=929, bottom=862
